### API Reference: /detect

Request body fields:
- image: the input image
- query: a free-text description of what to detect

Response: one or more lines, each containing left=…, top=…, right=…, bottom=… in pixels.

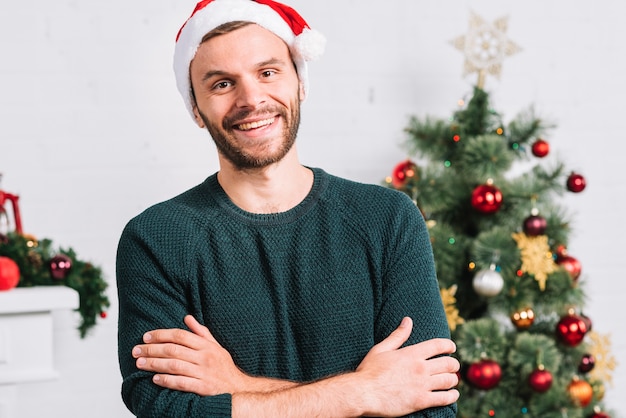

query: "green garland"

left=0, top=232, right=110, bottom=338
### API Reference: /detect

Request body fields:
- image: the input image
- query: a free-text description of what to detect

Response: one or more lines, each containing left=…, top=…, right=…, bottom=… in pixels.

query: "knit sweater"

left=116, top=168, right=456, bottom=417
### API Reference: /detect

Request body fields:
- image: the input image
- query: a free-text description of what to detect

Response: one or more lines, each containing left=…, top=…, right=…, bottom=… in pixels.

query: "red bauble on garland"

left=49, top=254, right=72, bottom=280
left=531, top=138, right=550, bottom=158
left=391, top=160, right=419, bottom=188
left=528, top=367, right=553, bottom=393
left=466, top=359, right=502, bottom=390
left=0, top=256, right=20, bottom=291
left=558, top=255, right=582, bottom=281
left=471, top=183, right=503, bottom=214
left=566, top=172, right=587, bottom=193
left=556, top=312, right=588, bottom=347
left=523, top=214, right=547, bottom=236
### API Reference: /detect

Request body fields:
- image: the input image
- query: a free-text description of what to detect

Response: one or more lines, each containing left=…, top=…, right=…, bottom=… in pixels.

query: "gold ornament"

left=587, top=331, right=617, bottom=387
left=511, top=232, right=556, bottom=291
left=450, top=11, right=522, bottom=88
left=511, top=307, right=535, bottom=330
left=440, top=285, right=464, bottom=331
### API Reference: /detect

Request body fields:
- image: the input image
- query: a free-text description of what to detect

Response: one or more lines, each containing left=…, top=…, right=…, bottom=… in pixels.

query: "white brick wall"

left=1, top=0, right=623, bottom=416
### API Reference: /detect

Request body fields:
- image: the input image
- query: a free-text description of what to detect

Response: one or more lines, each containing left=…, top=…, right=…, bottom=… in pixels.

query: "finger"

left=184, top=315, right=218, bottom=343
left=143, top=327, right=202, bottom=349
left=152, top=373, right=209, bottom=396
left=420, top=388, right=460, bottom=408
left=134, top=341, right=196, bottom=363
left=370, top=317, right=413, bottom=354
left=136, top=352, right=197, bottom=376
left=406, top=338, right=457, bottom=360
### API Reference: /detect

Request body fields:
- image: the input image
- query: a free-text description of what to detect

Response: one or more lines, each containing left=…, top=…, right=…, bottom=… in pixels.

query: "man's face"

left=189, top=24, right=303, bottom=170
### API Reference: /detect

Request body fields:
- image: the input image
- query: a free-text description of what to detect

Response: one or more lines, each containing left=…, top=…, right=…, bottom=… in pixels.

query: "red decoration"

left=471, top=184, right=503, bottom=214
left=567, top=378, right=593, bottom=407
left=0, top=189, right=24, bottom=233
left=466, top=359, right=502, bottom=390
left=567, top=172, right=586, bottom=193
left=0, top=256, right=20, bottom=291
left=558, top=255, right=582, bottom=281
left=556, top=312, right=588, bottom=346
left=579, top=353, right=596, bottom=373
left=391, top=160, right=419, bottom=188
left=523, top=214, right=547, bottom=236
left=531, top=139, right=550, bottom=158
left=49, top=254, right=72, bottom=280
left=100, top=311, right=108, bottom=319
left=528, top=367, right=553, bottom=393
left=589, top=411, right=610, bottom=418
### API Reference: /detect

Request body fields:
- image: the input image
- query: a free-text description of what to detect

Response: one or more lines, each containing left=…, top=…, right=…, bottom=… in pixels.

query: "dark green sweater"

left=117, top=168, right=456, bottom=417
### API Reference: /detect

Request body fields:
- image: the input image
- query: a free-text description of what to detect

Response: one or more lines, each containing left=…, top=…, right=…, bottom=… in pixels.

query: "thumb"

left=371, top=317, right=413, bottom=354
left=184, top=315, right=218, bottom=343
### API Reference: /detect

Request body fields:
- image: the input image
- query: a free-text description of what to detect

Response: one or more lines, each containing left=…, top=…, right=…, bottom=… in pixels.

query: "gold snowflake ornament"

left=511, top=232, right=556, bottom=291
left=588, top=331, right=617, bottom=386
left=451, top=11, right=522, bottom=88
left=440, top=285, right=465, bottom=331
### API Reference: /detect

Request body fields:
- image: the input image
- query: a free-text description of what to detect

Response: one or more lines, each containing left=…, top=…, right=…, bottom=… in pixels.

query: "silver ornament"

left=472, top=268, right=504, bottom=297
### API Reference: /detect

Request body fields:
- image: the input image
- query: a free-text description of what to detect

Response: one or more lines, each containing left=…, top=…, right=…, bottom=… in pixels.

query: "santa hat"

left=174, top=0, right=326, bottom=120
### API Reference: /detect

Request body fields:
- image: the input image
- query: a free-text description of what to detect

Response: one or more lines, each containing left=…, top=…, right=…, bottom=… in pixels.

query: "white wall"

left=0, top=0, right=623, bottom=416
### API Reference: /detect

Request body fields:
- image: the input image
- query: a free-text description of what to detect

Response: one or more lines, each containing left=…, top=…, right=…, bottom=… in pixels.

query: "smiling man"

left=116, top=1, right=459, bottom=417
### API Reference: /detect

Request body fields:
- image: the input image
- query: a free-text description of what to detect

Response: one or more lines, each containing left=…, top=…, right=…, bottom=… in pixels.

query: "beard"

left=197, top=98, right=301, bottom=170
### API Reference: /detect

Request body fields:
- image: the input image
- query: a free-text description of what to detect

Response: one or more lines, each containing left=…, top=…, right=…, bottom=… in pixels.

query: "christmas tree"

left=385, top=12, right=616, bottom=418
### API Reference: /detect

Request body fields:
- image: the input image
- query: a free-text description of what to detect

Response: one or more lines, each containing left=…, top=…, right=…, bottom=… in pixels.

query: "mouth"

left=235, top=117, right=276, bottom=131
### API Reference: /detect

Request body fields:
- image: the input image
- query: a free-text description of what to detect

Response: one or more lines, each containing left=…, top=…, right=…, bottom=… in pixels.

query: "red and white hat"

left=174, top=0, right=326, bottom=120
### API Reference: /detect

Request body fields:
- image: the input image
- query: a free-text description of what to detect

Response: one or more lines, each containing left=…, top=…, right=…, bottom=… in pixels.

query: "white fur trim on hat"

left=173, top=0, right=326, bottom=120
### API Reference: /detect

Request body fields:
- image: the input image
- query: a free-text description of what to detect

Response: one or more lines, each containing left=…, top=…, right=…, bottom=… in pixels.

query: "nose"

left=234, top=77, right=266, bottom=109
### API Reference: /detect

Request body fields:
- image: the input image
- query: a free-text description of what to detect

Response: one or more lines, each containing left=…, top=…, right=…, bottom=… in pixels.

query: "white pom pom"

left=294, top=28, right=326, bottom=61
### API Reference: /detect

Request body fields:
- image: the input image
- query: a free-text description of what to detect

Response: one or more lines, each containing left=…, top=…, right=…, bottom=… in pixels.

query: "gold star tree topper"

left=451, top=11, right=522, bottom=88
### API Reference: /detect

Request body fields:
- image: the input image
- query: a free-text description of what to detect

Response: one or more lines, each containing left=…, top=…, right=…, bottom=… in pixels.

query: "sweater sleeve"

left=375, top=192, right=458, bottom=418
left=116, top=213, right=232, bottom=418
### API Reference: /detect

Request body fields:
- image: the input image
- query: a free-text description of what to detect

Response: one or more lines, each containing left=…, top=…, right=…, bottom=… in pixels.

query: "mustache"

left=223, top=105, right=285, bottom=129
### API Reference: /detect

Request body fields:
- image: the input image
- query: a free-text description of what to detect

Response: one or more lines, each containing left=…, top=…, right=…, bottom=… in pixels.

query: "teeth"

left=237, top=117, right=275, bottom=131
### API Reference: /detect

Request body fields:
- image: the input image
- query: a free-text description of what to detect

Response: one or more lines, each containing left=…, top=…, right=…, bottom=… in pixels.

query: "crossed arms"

left=131, top=315, right=460, bottom=418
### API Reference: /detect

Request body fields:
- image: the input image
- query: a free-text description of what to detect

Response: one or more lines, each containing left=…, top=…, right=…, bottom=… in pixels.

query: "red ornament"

left=466, top=359, right=502, bottom=390
left=0, top=256, right=20, bottom=291
left=589, top=411, right=611, bottom=418
left=556, top=312, right=588, bottom=346
left=558, top=255, right=582, bottom=281
left=100, top=311, right=108, bottom=319
left=579, top=354, right=596, bottom=373
left=471, top=184, right=503, bottom=214
left=531, top=139, right=550, bottom=158
left=523, top=214, right=547, bottom=236
left=567, top=172, right=586, bottom=193
left=567, top=378, right=593, bottom=407
left=528, top=367, right=553, bottom=393
left=49, top=254, right=72, bottom=280
left=391, top=160, right=419, bottom=188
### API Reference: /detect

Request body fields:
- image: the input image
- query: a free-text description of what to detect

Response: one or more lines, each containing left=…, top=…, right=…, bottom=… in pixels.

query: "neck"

left=216, top=147, right=314, bottom=214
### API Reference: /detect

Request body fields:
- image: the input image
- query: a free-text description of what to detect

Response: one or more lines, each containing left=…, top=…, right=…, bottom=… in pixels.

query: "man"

left=116, top=0, right=460, bottom=416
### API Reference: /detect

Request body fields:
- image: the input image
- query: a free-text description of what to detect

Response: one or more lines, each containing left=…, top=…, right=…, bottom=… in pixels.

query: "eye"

left=260, top=70, right=276, bottom=78
left=212, top=80, right=233, bottom=90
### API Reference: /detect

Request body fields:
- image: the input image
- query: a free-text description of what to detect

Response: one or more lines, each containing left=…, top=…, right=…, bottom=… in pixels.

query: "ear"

left=299, top=81, right=306, bottom=102
left=192, top=104, right=206, bottom=128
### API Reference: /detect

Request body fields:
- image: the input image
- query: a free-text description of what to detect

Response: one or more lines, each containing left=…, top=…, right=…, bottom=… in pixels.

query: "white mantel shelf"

left=0, top=286, right=79, bottom=314
left=0, top=286, right=79, bottom=387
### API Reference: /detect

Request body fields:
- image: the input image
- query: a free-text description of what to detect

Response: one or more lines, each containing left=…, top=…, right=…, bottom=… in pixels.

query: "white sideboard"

left=0, top=286, right=79, bottom=418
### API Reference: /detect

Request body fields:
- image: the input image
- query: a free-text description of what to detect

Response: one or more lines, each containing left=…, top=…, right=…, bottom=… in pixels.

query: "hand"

left=355, top=317, right=460, bottom=416
left=132, top=315, right=250, bottom=395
